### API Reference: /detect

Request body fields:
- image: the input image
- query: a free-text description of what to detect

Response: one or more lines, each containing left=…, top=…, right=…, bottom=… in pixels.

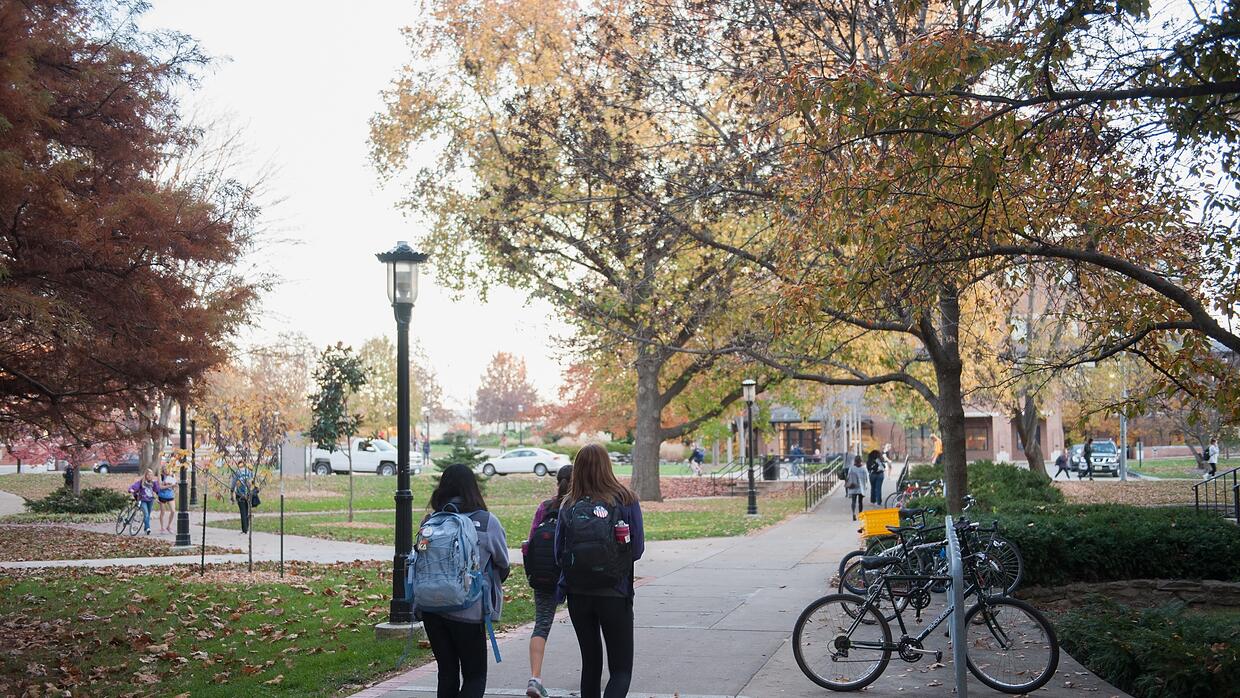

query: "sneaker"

left=145, top=529, right=151, bottom=535
left=526, top=678, right=548, bottom=698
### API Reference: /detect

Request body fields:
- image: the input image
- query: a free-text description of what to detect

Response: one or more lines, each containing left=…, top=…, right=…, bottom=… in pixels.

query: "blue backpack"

left=405, top=504, right=501, bottom=661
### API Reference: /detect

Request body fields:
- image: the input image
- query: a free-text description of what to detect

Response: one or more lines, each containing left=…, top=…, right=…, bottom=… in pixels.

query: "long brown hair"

left=565, top=444, right=636, bottom=507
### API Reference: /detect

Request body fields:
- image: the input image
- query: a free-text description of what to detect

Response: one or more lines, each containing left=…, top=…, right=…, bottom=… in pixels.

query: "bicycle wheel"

left=980, top=535, right=1023, bottom=595
left=837, top=559, right=906, bottom=622
left=793, top=593, right=892, bottom=691
left=127, top=504, right=144, bottom=535
left=963, top=597, right=1059, bottom=694
left=883, top=491, right=902, bottom=508
left=838, top=549, right=867, bottom=580
left=865, top=536, right=899, bottom=556
left=114, top=506, right=131, bottom=535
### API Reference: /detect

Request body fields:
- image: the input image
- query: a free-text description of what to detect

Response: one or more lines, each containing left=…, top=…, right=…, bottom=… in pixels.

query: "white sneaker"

left=526, top=678, right=548, bottom=698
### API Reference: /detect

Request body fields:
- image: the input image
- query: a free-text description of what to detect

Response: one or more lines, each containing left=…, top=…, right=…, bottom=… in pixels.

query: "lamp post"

left=517, top=403, right=524, bottom=446
left=174, top=402, right=192, bottom=548
left=190, top=419, right=198, bottom=503
left=377, top=241, right=428, bottom=628
left=743, top=379, right=758, bottom=516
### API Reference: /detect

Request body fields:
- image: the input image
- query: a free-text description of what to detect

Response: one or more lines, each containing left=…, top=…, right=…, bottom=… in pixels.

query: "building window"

left=965, top=425, right=990, bottom=452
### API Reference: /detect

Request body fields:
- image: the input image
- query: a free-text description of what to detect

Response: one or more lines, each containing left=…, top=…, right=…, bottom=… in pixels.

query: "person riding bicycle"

left=127, top=469, right=159, bottom=535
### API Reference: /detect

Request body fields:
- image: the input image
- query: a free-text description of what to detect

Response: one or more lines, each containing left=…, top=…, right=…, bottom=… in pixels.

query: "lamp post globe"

left=376, top=241, right=428, bottom=627
left=742, top=379, right=757, bottom=516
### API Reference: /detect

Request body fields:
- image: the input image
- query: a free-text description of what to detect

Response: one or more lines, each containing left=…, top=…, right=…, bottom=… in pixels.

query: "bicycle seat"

left=860, top=555, right=901, bottom=571
left=899, top=507, right=927, bottom=517
left=885, top=524, right=924, bottom=534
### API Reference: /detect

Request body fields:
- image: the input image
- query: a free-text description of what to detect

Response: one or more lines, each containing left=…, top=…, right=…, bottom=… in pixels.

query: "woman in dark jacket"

left=555, top=445, right=644, bottom=698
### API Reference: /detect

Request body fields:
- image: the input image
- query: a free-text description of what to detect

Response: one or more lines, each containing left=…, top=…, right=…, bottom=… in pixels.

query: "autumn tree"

left=372, top=1, right=781, bottom=499
left=473, top=353, right=540, bottom=432
left=306, top=344, right=367, bottom=522
left=353, top=336, right=447, bottom=438
left=0, top=1, right=263, bottom=463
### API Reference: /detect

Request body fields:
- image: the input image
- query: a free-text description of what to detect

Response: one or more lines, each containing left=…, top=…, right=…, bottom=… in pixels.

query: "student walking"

left=1207, top=437, right=1220, bottom=476
left=845, top=455, right=868, bottom=521
left=157, top=464, right=177, bottom=533
left=230, top=466, right=256, bottom=534
left=556, top=444, right=644, bottom=698
left=127, top=469, right=159, bottom=535
left=417, top=464, right=510, bottom=698
left=1082, top=437, right=1095, bottom=481
left=523, top=465, right=572, bottom=698
left=1052, top=449, right=1073, bottom=480
left=865, top=449, right=887, bottom=506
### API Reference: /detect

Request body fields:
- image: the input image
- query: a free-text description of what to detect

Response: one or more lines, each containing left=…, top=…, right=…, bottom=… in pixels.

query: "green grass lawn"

left=1129, top=456, right=1230, bottom=479
left=213, top=493, right=806, bottom=546
left=0, top=561, right=535, bottom=697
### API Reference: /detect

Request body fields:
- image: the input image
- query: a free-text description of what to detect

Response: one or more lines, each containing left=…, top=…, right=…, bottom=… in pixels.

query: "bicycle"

left=883, top=479, right=943, bottom=508
left=798, top=523, right=1057, bottom=694
left=114, top=499, right=144, bottom=536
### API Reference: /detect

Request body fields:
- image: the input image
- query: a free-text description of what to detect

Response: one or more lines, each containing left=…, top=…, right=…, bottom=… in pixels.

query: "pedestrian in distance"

left=1052, top=448, right=1073, bottom=480
left=61, top=461, right=75, bottom=490
left=931, top=433, right=943, bottom=466
left=556, top=444, right=644, bottom=698
left=157, top=463, right=177, bottom=534
left=230, top=465, right=256, bottom=534
left=1082, top=437, right=1095, bottom=481
left=865, top=449, right=887, bottom=506
left=423, top=436, right=433, bottom=464
left=522, top=465, right=572, bottom=698
left=412, top=463, right=509, bottom=698
left=127, top=469, right=159, bottom=535
left=1207, top=437, right=1220, bottom=477
left=845, top=455, right=868, bottom=521
left=688, top=445, right=705, bottom=477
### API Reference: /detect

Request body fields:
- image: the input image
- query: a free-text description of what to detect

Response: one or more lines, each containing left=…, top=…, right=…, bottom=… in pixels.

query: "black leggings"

left=850, top=494, right=865, bottom=515
left=422, top=612, right=487, bottom=698
left=567, top=593, right=634, bottom=698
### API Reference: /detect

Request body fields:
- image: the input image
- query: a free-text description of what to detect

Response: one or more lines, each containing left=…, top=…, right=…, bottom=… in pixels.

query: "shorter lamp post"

left=190, top=419, right=198, bottom=503
left=376, top=240, right=428, bottom=631
left=743, top=379, right=758, bottom=516
left=174, top=403, right=192, bottom=548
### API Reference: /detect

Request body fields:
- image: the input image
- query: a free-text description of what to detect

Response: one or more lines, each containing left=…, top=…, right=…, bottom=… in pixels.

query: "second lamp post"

left=377, top=240, right=428, bottom=625
left=743, top=378, right=757, bottom=516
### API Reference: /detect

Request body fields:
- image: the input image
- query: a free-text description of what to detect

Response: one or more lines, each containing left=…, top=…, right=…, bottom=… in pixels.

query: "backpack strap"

left=480, top=560, right=502, bottom=663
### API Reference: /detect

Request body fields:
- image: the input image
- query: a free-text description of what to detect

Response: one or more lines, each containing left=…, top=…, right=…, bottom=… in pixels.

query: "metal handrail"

left=1193, top=466, right=1239, bottom=520
left=944, top=516, right=968, bottom=698
left=803, top=455, right=844, bottom=510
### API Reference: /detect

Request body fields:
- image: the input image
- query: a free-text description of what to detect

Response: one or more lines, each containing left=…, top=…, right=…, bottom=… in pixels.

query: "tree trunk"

left=72, top=461, right=81, bottom=496
left=928, top=287, right=968, bottom=513
left=630, top=356, right=663, bottom=502
left=1014, top=392, right=1050, bottom=480
left=346, top=436, right=354, bottom=523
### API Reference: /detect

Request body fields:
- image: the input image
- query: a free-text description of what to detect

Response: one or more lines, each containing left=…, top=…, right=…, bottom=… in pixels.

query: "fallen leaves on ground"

left=1055, top=480, right=1195, bottom=507
left=0, top=524, right=239, bottom=561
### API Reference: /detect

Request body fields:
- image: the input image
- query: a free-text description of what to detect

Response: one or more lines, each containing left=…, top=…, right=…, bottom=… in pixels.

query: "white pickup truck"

left=310, top=438, right=423, bottom=476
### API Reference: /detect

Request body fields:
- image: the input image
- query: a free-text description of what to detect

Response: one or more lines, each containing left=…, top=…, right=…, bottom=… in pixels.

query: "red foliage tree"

left=0, top=0, right=261, bottom=478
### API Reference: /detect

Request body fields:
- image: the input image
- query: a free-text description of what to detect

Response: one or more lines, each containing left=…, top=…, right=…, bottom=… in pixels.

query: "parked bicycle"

left=883, top=479, right=943, bottom=508
left=114, top=499, right=143, bottom=536
left=798, top=520, right=1056, bottom=694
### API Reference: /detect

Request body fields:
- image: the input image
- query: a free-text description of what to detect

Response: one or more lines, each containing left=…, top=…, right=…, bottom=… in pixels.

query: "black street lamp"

left=174, top=402, right=192, bottom=547
left=743, top=379, right=758, bottom=516
left=517, top=403, right=524, bottom=446
left=377, top=241, right=428, bottom=627
left=190, top=419, right=198, bottom=503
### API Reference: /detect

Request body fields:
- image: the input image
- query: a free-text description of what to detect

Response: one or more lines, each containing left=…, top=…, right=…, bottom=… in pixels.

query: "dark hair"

left=866, top=449, right=880, bottom=465
left=552, top=464, right=573, bottom=508
left=852, top=455, right=863, bottom=467
left=429, top=464, right=487, bottom=513
left=566, top=444, right=636, bottom=507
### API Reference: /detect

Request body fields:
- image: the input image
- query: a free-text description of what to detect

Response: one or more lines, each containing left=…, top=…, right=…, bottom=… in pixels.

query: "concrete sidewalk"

left=358, top=487, right=1131, bottom=698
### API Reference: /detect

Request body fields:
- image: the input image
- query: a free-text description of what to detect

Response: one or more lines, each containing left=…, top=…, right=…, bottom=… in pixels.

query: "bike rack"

left=945, top=515, right=968, bottom=698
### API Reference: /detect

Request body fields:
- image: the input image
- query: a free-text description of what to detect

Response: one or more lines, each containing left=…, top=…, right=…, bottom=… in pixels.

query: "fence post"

left=945, top=515, right=968, bottom=698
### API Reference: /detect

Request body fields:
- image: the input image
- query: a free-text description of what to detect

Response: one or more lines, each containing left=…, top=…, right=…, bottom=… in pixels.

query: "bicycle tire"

left=963, top=597, right=1059, bottom=694
left=883, top=491, right=902, bottom=508
left=865, top=536, right=900, bottom=556
left=837, top=559, right=907, bottom=622
left=981, top=535, right=1024, bottom=595
left=793, top=593, right=892, bottom=691
left=127, top=504, right=144, bottom=535
left=114, top=506, right=131, bottom=535
left=838, top=549, right=867, bottom=579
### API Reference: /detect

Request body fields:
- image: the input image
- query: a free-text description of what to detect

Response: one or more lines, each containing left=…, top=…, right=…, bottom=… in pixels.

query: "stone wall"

left=1020, top=578, right=1240, bottom=612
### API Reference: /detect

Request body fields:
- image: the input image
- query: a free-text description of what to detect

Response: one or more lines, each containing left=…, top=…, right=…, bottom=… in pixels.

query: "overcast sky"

left=141, top=1, right=571, bottom=412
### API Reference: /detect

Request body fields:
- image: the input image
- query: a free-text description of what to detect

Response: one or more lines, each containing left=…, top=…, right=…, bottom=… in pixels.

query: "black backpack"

left=524, top=499, right=561, bottom=591
left=561, top=496, right=629, bottom=590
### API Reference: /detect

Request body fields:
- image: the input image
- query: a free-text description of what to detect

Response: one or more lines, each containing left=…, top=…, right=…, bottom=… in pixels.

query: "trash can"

left=762, top=456, right=779, bottom=481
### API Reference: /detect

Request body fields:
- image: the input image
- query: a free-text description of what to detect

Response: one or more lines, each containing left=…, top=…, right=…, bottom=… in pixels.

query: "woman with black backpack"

left=522, top=464, right=572, bottom=698
left=419, top=464, right=510, bottom=698
left=555, top=444, right=644, bottom=698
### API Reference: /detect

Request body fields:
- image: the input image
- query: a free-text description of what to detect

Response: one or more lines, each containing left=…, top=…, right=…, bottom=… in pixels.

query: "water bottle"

left=614, top=519, right=630, bottom=544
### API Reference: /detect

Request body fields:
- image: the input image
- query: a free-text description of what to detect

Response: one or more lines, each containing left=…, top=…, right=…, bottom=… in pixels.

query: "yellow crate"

left=858, top=508, right=901, bottom=538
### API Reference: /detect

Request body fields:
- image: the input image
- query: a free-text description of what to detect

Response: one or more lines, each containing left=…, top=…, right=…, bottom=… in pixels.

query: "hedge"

left=907, top=460, right=1064, bottom=510
left=27, top=487, right=130, bottom=514
left=1057, top=599, right=1240, bottom=698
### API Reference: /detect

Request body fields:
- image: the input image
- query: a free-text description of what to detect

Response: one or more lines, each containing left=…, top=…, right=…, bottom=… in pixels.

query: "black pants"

left=567, top=593, right=634, bottom=698
left=422, top=613, right=487, bottom=698
left=1053, top=464, right=1072, bottom=479
left=850, top=493, right=865, bottom=515
left=237, top=498, right=251, bottom=533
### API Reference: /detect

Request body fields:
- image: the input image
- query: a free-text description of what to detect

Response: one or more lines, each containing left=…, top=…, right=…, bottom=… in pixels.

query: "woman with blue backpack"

left=414, top=463, right=510, bottom=698
left=521, top=464, right=572, bottom=698
left=555, top=444, right=644, bottom=698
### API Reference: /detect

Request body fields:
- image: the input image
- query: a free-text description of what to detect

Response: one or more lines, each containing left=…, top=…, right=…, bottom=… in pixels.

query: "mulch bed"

left=0, top=524, right=239, bottom=562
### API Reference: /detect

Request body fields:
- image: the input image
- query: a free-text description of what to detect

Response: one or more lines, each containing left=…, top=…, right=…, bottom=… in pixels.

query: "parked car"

left=1089, top=439, right=1120, bottom=476
left=478, top=448, right=568, bottom=477
left=310, top=438, right=422, bottom=476
left=93, top=454, right=140, bottom=474
left=1068, top=444, right=1086, bottom=472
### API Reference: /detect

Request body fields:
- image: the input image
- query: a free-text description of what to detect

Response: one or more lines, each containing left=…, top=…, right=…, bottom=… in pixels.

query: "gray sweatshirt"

left=433, top=509, right=510, bottom=624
